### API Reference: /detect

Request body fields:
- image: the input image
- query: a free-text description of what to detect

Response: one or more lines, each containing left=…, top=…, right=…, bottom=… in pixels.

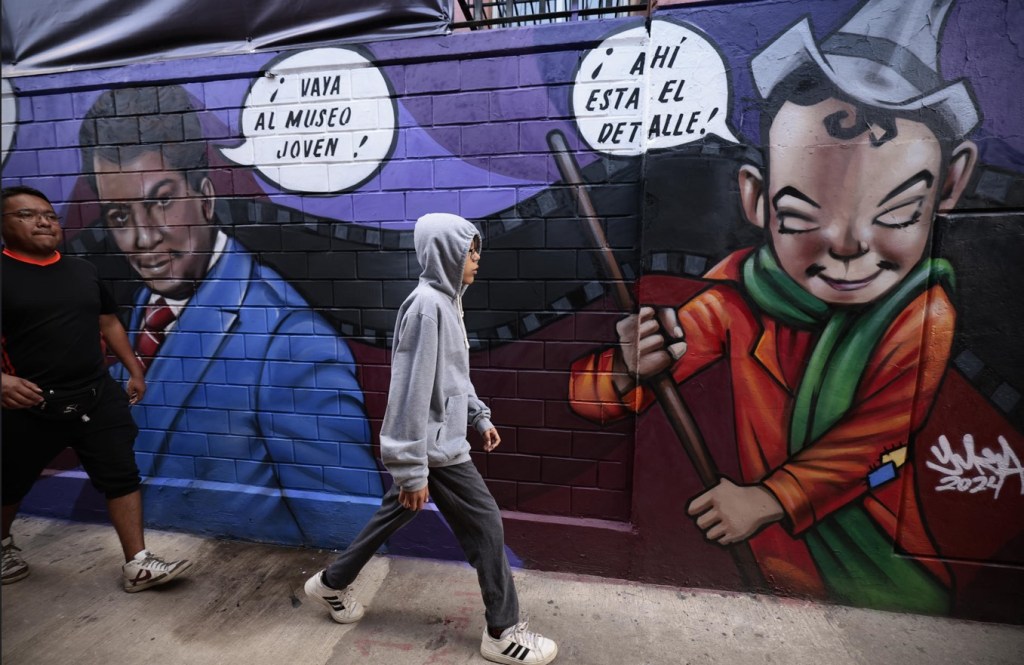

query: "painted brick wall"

left=3, top=0, right=1023, bottom=623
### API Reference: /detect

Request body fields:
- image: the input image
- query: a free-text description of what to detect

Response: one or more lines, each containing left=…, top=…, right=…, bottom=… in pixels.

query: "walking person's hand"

left=482, top=427, right=501, bottom=452
left=399, top=486, right=430, bottom=511
left=126, top=371, right=147, bottom=405
left=1, top=373, right=44, bottom=409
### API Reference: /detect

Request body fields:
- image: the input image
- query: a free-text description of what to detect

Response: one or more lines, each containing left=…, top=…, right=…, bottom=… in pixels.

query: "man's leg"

left=106, top=490, right=145, bottom=561
left=306, top=483, right=418, bottom=624
left=2, top=502, right=20, bottom=540
left=428, top=462, right=519, bottom=631
left=2, top=504, right=29, bottom=584
left=323, top=482, right=418, bottom=589
left=431, top=462, right=558, bottom=664
left=108, top=488, right=190, bottom=592
left=2, top=410, right=64, bottom=584
left=75, top=381, right=191, bottom=591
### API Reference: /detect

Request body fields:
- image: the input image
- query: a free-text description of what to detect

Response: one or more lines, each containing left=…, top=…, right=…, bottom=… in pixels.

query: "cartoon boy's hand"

left=686, top=478, right=784, bottom=545
left=615, top=306, right=687, bottom=384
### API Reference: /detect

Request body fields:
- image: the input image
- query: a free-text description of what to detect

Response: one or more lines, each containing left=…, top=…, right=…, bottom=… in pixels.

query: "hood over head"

left=414, top=213, right=480, bottom=298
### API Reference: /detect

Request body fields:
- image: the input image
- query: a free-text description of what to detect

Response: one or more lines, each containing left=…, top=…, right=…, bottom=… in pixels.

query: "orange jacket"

left=570, top=249, right=954, bottom=594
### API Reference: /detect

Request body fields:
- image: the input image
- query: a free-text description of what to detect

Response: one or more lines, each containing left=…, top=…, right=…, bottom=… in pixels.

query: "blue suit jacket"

left=111, top=237, right=383, bottom=544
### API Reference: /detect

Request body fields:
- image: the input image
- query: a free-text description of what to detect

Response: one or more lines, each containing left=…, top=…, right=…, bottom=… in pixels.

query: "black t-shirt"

left=2, top=252, right=118, bottom=390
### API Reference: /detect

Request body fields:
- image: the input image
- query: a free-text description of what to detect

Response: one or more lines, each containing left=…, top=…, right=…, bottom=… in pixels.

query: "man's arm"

left=378, top=311, right=439, bottom=499
left=466, top=381, right=500, bottom=452
left=98, top=313, right=146, bottom=404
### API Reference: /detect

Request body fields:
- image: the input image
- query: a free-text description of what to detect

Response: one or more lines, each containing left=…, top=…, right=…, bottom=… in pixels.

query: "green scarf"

left=741, top=245, right=952, bottom=613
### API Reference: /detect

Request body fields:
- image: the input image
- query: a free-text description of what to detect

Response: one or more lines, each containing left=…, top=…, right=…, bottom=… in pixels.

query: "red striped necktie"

left=135, top=298, right=176, bottom=372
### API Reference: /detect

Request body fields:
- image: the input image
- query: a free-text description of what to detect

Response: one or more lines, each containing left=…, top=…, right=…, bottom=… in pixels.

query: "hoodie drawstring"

left=456, top=292, right=470, bottom=350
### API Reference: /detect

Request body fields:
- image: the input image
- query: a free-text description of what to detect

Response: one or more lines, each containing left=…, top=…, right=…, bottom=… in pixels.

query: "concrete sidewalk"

left=2, top=516, right=1021, bottom=665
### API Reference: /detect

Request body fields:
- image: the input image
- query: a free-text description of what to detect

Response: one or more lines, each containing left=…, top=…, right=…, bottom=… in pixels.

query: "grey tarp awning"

left=1, top=0, right=451, bottom=76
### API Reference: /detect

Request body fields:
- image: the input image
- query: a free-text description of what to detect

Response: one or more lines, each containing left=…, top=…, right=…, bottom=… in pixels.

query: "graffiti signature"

left=927, top=435, right=1024, bottom=498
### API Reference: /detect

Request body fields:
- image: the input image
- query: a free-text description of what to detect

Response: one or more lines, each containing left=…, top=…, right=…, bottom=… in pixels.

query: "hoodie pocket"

left=434, top=393, right=469, bottom=461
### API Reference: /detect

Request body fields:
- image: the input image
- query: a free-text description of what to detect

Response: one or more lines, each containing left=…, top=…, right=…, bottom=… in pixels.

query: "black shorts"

left=2, top=374, right=141, bottom=504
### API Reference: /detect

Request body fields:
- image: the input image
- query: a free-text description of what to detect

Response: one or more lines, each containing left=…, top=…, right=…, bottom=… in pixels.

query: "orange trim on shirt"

left=2, top=247, right=61, bottom=266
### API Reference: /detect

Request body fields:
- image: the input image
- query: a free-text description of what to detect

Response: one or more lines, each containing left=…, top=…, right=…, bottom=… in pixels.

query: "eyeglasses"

left=2, top=209, right=62, bottom=225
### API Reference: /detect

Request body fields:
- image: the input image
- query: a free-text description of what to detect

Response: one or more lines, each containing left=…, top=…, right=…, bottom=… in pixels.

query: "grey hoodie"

left=379, top=213, right=494, bottom=492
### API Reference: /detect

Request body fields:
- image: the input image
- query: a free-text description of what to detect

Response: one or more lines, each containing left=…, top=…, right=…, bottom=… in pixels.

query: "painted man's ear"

left=738, top=164, right=766, bottom=228
left=200, top=176, right=216, bottom=221
left=937, top=141, right=979, bottom=213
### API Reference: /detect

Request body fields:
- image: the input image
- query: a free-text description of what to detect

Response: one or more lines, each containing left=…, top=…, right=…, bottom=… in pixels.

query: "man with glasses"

left=1, top=185, right=191, bottom=590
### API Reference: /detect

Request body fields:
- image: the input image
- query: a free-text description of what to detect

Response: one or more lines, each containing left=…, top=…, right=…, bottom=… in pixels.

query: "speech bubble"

left=1, top=78, right=17, bottom=168
left=572, top=18, right=738, bottom=156
left=221, top=47, right=397, bottom=194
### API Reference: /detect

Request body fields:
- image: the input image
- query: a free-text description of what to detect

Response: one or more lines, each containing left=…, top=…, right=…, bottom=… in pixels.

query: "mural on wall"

left=1, top=0, right=1021, bottom=621
left=572, top=0, right=981, bottom=614
left=77, top=85, right=383, bottom=546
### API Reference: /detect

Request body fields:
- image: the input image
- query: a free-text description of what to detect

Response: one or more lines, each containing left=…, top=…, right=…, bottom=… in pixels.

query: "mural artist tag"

left=221, top=47, right=397, bottom=194
left=572, top=18, right=738, bottom=157
left=927, top=434, right=1024, bottom=498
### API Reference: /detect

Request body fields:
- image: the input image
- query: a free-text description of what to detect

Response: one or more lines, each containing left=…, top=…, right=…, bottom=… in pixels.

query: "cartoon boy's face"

left=739, top=97, right=977, bottom=306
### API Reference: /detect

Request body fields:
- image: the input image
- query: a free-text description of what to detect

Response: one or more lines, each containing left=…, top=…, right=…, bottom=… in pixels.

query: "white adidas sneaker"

left=481, top=620, right=558, bottom=664
left=304, top=570, right=365, bottom=624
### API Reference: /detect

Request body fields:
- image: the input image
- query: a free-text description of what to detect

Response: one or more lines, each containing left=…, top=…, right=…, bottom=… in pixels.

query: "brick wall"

left=4, top=0, right=1023, bottom=622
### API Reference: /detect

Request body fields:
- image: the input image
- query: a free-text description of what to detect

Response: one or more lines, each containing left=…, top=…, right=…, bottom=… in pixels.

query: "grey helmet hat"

left=750, top=0, right=979, bottom=138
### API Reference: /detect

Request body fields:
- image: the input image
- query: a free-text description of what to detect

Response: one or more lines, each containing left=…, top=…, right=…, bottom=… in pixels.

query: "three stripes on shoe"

left=501, top=641, right=531, bottom=661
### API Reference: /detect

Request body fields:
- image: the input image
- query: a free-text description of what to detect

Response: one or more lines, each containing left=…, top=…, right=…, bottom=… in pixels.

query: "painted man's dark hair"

left=79, top=85, right=209, bottom=194
left=2, top=185, right=51, bottom=206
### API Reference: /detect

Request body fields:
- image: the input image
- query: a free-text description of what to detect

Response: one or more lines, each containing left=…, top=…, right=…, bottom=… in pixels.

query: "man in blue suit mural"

left=78, top=86, right=383, bottom=546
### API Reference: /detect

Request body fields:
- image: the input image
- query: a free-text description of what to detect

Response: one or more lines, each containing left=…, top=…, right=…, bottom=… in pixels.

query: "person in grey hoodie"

left=304, top=213, right=558, bottom=665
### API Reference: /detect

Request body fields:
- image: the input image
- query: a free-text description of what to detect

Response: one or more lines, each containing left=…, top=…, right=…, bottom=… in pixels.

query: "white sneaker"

left=2, top=536, right=30, bottom=584
left=481, top=620, right=558, bottom=664
left=122, top=549, right=191, bottom=592
left=304, top=570, right=364, bottom=624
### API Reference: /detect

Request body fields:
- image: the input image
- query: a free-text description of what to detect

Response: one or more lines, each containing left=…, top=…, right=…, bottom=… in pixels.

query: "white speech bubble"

left=573, top=18, right=738, bottom=156
left=1, top=78, right=17, bottom=168
left=221, top=47, right=397, bottom=194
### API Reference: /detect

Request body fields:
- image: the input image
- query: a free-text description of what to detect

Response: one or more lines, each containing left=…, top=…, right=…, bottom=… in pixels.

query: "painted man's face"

left=740, top=97, right=975, bottom=306
left=94, top=150, right=216, bottom=300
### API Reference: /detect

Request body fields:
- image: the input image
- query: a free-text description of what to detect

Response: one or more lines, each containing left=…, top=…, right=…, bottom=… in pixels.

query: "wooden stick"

left=547, top=129, right=765, bottom=588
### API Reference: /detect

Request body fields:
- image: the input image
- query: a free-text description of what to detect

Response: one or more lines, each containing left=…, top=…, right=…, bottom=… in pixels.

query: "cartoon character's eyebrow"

left=772, top=186, right=820, bottom=210
left=877, top=170, right=934, bottom=206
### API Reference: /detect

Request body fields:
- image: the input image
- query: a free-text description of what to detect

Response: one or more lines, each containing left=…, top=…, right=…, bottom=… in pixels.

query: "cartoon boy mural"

left=569, top=0, right=979, bottom=612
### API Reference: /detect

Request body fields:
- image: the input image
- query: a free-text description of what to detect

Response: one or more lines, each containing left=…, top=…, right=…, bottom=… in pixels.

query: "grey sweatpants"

left=324, top=460, right=519, bottom=631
